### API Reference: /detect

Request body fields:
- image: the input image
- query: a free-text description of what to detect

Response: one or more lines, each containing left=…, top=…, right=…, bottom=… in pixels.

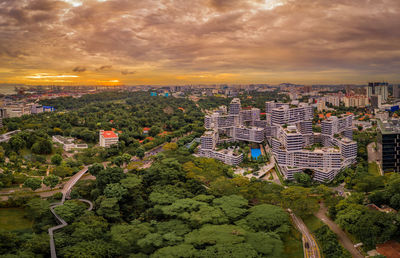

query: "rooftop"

left=378, top=119, right=400, bottom=134
left=101, top=130, right=118, bottom=138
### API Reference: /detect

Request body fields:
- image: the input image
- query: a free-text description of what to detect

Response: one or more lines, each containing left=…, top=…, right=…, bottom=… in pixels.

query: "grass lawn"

left=0, top=208, right=33, bottom=231
left=368, top=162, right=380, bottom=176
left=283, top=226, right=304, bottom=258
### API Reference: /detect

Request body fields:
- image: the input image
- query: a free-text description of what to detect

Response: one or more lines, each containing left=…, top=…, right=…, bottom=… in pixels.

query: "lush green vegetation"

left=303, top=215, right=350, bottom=258
left=0, top=91, right=204, bottom=190
left=0, top=208, right=33, bottom=231
left=0, top=149, right=307, bottom=257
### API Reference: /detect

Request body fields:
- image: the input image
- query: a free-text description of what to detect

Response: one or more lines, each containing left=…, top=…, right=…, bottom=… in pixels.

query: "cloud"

left=72, top=66, right=86, bottom=72
left=0, top=0, right=400, bottom=84
left=121, top=70, right=136, bottom=75
left=95, top=65, right=112, bottom=71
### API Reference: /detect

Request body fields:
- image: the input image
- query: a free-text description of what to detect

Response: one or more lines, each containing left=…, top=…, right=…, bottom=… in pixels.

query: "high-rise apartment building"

left=265, top=101, right=356, bottom=182
left=368, top=82, right=389, bottom=103
left=229, top=98, right=241, bottom=115
left=393, top=84, right=400, bottom=99
left=271, top=103, right=313, bottom=125
left=378, top=119, right=400, bottom=173
left=199, top=98, right=264, bottom=165
left=370, top=95, right=382, bottom=108
left=343, top=95, right=369, bottom=107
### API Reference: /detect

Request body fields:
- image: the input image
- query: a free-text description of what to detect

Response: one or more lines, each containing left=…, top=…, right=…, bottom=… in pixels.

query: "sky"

left=0, top=0, right=399, bottom=86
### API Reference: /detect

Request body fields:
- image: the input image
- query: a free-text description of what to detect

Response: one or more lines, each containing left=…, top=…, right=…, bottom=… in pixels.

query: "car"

left=305, top=242, right=310, bottom=249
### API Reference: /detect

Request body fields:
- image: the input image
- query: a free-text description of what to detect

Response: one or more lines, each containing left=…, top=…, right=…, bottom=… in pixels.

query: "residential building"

left=270, top=103, right=313, bottom=125
left=393, top=84, right=400, bottom=99
left=368, top=82, right=389, bottom=103
left=198, top=148, right=243, bottom=166
left=370, top=95, right=382, bottom=108
left=99, top=130, right=119, bottom=148
left=229, top=98, right=241, bottom=115
left=199, top=98, right=264, bottom=165
left=343, top=95, right=369, bottom=107
left=271, top=122, right=356, bottom=182
left=266, top=101, right=356, bottom=182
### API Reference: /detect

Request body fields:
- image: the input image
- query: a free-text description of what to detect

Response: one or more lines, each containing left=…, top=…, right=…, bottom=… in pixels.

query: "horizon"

left=1, top=0, right=400, bottom=85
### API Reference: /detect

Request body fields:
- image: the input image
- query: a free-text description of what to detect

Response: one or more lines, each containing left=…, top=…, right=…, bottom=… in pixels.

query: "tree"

left=149, top=126, right=162, bottom=137
left=31, top=139, right=53, bottom=154
left=96, top=167, right=126, bottom=191
left=212, top=195, right=248, bottom=221
left=43, top=175, right=60, bottom=189
left=242, top=204, right=290, bottom=235
left=136, top=147, right=145, bottom=159
left=294, top=172, right=312, bottom=187
left=104, top=183, right=128, bottom=201
left=110, top=221, right=152, bottom=254
left=25, top=198, right=50, bottom=221
left=9, top=135, right=25, bottom=152
left=282, top=186, right=319, bottom=217
left=97, top=197, right=120, bottom=221
left=88, top=163, right=104, bottom=176
left=71, top=214, right=109, bottom=242
left=23, top=177, right=42, bottom=191
left=163, top=142, right=178, bottom=151
left=54, top=200, right=87, bottom=223
left=152, top=244, right=196, bottom=258
left=51, top=154, right=62, bottom=165
left=390, top=193, right=400, bottom=210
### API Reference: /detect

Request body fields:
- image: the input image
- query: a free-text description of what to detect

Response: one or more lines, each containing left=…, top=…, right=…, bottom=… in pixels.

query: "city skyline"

left=1, top=0, right=400, bottom=85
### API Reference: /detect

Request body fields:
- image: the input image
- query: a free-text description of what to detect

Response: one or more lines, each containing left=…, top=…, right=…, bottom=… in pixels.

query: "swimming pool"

left=251, top=148, right=262, bottom=159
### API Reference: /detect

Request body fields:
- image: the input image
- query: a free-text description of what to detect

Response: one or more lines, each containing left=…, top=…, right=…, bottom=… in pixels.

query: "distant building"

left=52, top=135, right=88, bottom=151
left=370, top=95, right=382, bottom=108
left=31, top=104, right=43, bottom=114
left=143, top=127, right=150, bottom=134
left=378, top=119, right=400, bottom=173
left=393, top=84, right=400, bottom=99
left=368, top=82, right=389, bottom=103
left=43, top=106, right=55, bottom=112
left=343, top=95, right=369, bottom=107
left=99, top=130, right=119, bottom=148
left=0, top=108, right=6, bottom=128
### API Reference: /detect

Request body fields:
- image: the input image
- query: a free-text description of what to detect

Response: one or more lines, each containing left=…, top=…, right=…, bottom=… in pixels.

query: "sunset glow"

left=1, top=0, right=400, bottom=85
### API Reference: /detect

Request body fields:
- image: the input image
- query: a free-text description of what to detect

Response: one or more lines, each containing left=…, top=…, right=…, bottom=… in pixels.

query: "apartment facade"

left=378, top=119, right=400, bottom=173
left=99, top=130, right=119, bottom=148
left=266, top=102, right=356, bottom=182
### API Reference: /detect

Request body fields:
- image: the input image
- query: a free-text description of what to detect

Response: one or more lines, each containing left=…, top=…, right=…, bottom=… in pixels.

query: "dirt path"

left=315, top=203, right=363, bottom=258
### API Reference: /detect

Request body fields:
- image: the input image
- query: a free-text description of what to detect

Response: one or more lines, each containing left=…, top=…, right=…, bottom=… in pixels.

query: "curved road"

left=315, top=203, right=363, bottom=258
left=48, top=166, right=93, bottom=258
left=289, top=210, right=321, bottom=258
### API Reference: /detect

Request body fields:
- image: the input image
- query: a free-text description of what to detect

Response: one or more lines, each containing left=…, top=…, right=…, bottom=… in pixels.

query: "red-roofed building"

left=99, top=130, right=119, bottom=148
left=146, top=137, right=154, bottom=141
left=326, top=113, right=332, bottom=118
left=143, top=127, right=150, bottom=134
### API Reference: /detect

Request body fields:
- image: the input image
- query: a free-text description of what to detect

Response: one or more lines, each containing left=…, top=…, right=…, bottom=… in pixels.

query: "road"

left=315, top=203, right=363, bottom=258
left=289, top=210, right=321, bottom=258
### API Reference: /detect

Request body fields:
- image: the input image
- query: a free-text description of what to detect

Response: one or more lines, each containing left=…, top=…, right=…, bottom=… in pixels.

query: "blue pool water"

left=251, top=148, right=262, bottom=159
